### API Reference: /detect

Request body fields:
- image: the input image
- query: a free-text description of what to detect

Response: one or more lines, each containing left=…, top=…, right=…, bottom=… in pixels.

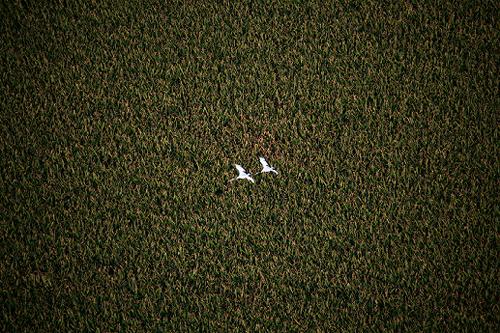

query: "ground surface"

left=1, top=0, right=498, bottom=331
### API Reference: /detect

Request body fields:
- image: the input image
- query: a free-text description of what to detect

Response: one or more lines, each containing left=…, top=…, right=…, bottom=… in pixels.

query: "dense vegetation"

left=1, top=0, right=498, bottom=331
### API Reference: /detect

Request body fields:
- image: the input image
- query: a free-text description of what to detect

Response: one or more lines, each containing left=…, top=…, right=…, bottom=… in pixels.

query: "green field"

left=1, top=0, right=498, bottom=331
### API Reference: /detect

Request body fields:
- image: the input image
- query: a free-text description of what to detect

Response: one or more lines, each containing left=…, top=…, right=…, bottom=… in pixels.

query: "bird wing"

left=259, top=157, right=269, bottom=168
left=235, top=164, right=246, bottom=175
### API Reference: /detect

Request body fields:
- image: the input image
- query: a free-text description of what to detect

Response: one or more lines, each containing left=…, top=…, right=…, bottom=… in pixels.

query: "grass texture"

left=1, top=0, right=498, bottom=331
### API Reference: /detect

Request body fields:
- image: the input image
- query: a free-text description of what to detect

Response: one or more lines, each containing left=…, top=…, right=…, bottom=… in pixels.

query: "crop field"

left=1, top=0, right=498, bottom=331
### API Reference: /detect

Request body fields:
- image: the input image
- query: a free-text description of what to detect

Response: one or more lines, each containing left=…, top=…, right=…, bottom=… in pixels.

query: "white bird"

left=258, top=157, right=278, bottom=174
left=230, top=164, right=255, bottom=183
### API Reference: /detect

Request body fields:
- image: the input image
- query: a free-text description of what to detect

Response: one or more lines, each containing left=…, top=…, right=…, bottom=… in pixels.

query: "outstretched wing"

left=235, top=164, right=246, bottom=175
left=259, top=157, right=269, bottom=168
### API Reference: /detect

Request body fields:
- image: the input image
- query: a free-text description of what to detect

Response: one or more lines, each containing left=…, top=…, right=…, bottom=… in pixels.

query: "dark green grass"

left=1, top=0, right=498, bottom=331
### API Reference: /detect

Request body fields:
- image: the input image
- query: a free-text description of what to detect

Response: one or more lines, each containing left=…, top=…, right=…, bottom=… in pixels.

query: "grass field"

left=1, top=0, right=498, bottom=331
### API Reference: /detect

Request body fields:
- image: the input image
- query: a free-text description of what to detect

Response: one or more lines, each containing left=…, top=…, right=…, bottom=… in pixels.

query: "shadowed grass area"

left=1, top=0, right=498, bottom=331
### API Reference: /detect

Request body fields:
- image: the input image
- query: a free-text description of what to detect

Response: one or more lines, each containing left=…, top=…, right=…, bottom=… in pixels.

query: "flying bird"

left=258, top=157, right=278, bottom=174
left=230, top=164, right=255, bottom=183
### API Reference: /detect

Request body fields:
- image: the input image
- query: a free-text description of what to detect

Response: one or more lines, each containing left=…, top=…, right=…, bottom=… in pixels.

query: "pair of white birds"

left=230, top=157, right=278, bottom=183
